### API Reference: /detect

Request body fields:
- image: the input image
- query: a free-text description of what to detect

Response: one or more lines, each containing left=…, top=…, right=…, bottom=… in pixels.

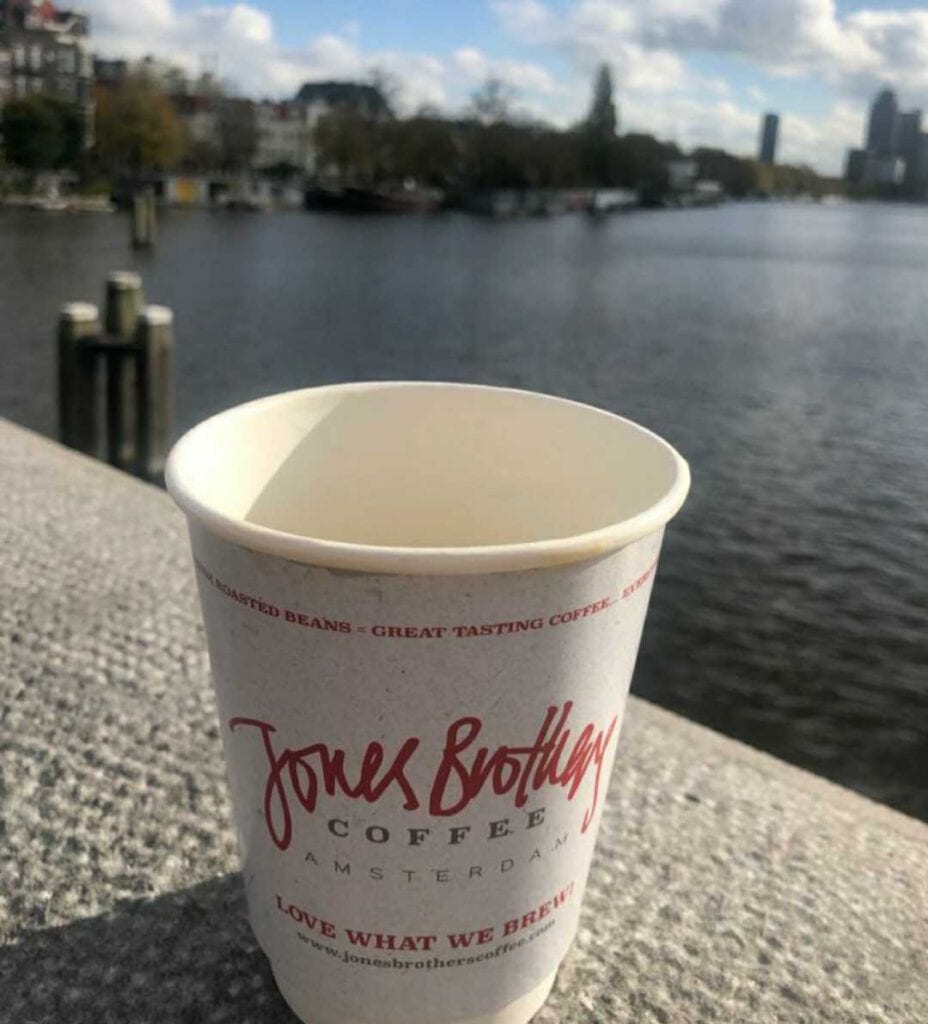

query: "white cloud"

left=82, top=0, right=448, bottom=109
left=841, top=10, right=928, bottom=93
left=779, top=102, right=865, bottom=171
left=78, top=0, right=913, bottom=172
left=494, top=0, right=928, bottom=101
left=625, top=94, right=757, bottom=152
left=490, top=0, right=920, bottom=170
left=197, top=3, right=272, bottom=45
left=83, top=0, right=173, bottom=45
left=614, top=89, right=862, bottom=175
left=452, top=47, right=558, bottom=94
left=619, top=44, right=688, bottom=93
left=83, top=1, right=561, bottom=116
left=492, top=0, right=557, bottom=42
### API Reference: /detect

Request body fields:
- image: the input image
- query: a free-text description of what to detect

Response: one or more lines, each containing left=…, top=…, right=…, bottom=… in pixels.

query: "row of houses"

left=95, top=55, right=391, bottom=175
left=172, top=81, right=389, bottom=176
left=0, top=0, right=389, bottom=175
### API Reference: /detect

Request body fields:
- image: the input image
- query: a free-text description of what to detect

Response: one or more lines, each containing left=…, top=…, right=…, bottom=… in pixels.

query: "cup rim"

left=165, top=381, right=690, bottom=575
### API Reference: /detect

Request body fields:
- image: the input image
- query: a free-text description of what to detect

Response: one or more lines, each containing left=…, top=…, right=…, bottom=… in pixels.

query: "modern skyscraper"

left=896, top=109, right=922, bottom=185
left=758, top=113, right=779, bottom=164
left=846, top=87, right=928, bottom=192
left=866, top=88, right=898, bottom=156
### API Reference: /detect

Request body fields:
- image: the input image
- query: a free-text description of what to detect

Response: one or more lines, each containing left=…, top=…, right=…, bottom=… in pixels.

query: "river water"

left=2, top=202, right=926, bottom=819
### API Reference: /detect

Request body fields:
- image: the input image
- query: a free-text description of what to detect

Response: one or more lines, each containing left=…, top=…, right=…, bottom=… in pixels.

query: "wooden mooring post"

left=57, top=272, right=174, bottom=485
left=58, top=302, right=101, bottom=457
left=131, top=189, right=156, bottom=249
left=134, top=306, right=174, bottom=482
left=103, top=271, right=143, bottom=472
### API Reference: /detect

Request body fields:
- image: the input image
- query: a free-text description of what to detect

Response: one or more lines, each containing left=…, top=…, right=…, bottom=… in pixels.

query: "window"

left=13, top=44, right=25, bottom=68
left=14, top=74, right=26, bottom=96
left=30, top=44, right=42, bottom=71
left=58, top=48, right=76, bottom=74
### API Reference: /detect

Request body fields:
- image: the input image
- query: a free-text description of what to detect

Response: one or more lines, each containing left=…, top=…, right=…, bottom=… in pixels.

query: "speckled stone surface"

left=1, top=419, right=926, bottom=1024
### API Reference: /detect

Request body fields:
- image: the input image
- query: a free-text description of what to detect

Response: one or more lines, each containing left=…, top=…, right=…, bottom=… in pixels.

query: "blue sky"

left=85, top=1, right=928, bottom=173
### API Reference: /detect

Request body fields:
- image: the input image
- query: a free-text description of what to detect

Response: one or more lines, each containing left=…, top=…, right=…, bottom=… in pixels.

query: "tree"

left=313, top=106, right=382, bottom=184
left=613, top=132, right=681, bottom=190
left=581, top=64, right=620, bottom=186
left=383, top=115, right=457, bottom=186
left=530, top=127, right=583, bottom=187
left=586, top=64, right=618, bottom=139
left=692, top=147, right=755, bottom=197
left=469, top=78, right=514, bottom=126
left=367, top=67, right=400, bottom=117
left=94, top=79, right=184, bottom=174
left=180, top=136, right=219, bottom=172
left=0, top=95, right=84, bottom=170
left=262, top=160, right=301, bottom=181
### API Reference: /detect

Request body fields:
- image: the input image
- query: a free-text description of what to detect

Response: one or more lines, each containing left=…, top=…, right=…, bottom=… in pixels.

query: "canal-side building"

left=294, top=80, right=391, bottom=121
left=253, top=100, right=314, bottom=174
left=0, top=0, right=93, bottom=137
left=94, top=54, right=222, bottom=100
left=252, top=83, right=391, bottom=177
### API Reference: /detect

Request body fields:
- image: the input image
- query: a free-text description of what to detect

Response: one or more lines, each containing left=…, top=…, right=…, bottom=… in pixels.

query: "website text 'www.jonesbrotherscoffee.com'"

left=297, top=918, right=557, bottom=971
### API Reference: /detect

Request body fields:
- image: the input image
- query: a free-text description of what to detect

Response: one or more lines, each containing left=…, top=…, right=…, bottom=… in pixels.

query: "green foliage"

left=689, top=149, right=838, bottom=198
left=313, top=106, right=382, bottom=184
left=311, top=105, right=714, bottom=195
left=692, top=147, right=756, bottom=197
left=469, top=79, right=514, bottom=126
left=306, top=66, right=835, bottom=201
left=586, top=64, right=618, bottom=140
left=580, top=64, right=620, bottom=185
left=261, top=160, right=301, bottom=181
left=527, top=127, right=584, bottom=187
left=381, top=116, right=457, bottom=186
left=614, top=133, right=682, bottom=190
left=460, top=121, right=533, bottom=189
left=94, top=79, right=184, bottom=173
left=754, top=160, right=840, bottom=196
left=180, top=137, right=219, bottom=172
left=0, top=95, right=84, bottom=170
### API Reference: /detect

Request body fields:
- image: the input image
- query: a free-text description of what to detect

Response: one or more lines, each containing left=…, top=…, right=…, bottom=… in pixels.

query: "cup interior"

left=167, top=382, right=689, bottom=571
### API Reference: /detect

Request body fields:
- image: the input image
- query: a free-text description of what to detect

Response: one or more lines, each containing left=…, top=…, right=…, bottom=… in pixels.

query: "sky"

left=80, top=0, right=928, bottom=175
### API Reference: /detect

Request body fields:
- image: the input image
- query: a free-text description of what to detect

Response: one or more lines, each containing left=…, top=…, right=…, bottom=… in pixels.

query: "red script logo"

left=230, top=702, right=618, bottom=851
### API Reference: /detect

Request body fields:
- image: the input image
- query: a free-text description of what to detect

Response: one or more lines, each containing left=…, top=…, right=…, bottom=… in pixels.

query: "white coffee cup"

left=166, top=382, right=689, bottom=1024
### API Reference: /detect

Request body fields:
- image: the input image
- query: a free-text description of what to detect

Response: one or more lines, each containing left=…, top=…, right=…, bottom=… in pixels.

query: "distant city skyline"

left=75, top=1, right=928, bottom=174
left=845, top=86, right=927, bottom=191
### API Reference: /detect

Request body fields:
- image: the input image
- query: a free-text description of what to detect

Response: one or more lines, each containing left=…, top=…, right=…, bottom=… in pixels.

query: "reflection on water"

left=2, top=202, right=926, bottom=818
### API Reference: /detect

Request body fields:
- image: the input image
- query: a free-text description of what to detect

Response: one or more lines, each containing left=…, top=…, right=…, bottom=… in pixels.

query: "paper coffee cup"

left=166, top=382, right=689, bottom=1024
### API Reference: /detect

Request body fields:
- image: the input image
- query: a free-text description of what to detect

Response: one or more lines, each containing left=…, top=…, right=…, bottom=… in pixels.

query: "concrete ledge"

left=1, top=419, right=926, bottom=1023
